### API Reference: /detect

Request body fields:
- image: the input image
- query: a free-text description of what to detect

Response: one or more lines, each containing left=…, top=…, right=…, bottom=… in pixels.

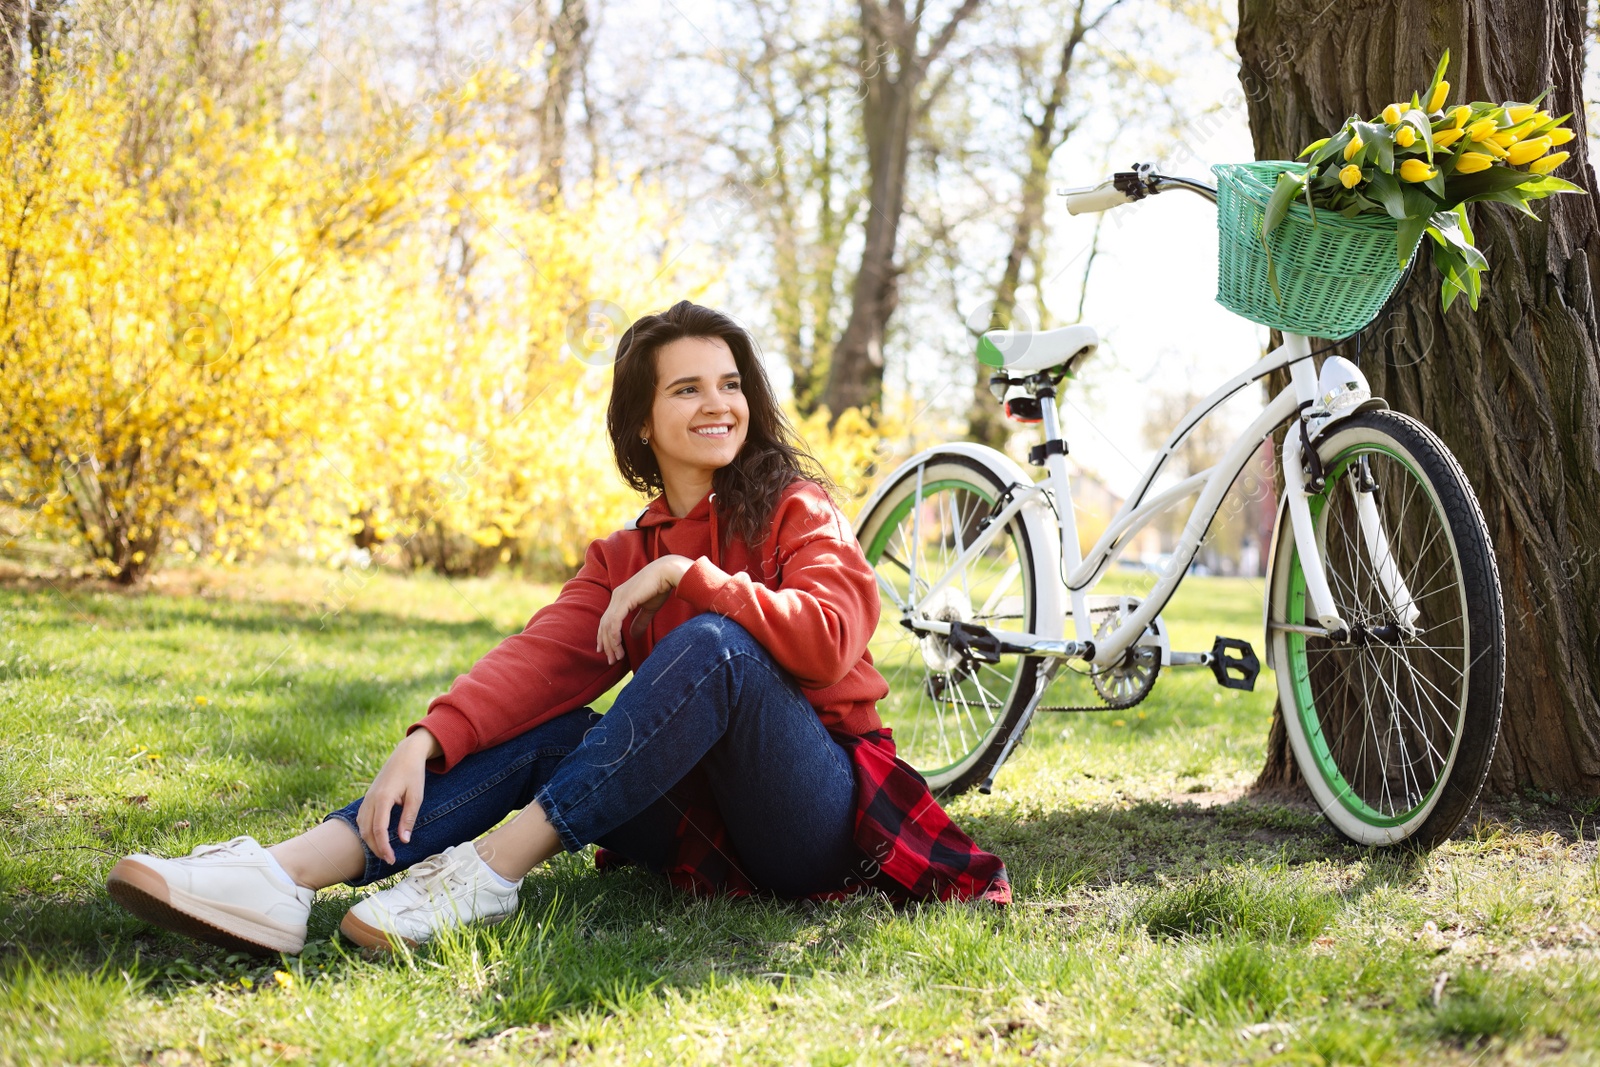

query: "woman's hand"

left=596, top=554, right=694, bottom=664
left=358, top=728, right=440, bottom=864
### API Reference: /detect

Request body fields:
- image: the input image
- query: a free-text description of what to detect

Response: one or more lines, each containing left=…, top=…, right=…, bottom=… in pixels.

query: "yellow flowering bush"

left=1270, top=51, right=1584, bottom=311
left=0, top=71, right=431, bottom=581
left=0, top=66, right=708, bottom=581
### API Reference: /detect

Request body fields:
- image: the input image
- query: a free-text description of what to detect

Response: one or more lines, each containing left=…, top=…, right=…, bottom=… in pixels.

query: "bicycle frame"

left=894, top=331, right=1361, bottom=669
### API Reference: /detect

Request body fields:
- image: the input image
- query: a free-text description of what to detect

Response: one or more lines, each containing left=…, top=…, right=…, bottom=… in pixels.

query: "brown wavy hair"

left=606, top=300, right=838, bottom=551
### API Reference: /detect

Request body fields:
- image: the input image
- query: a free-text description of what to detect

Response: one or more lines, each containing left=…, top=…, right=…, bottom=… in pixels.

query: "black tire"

left=1267, top=410, right=1504, bottom=849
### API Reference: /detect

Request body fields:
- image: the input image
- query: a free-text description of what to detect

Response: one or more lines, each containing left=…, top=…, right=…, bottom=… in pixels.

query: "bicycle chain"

left=1034, top=603, right=1158, bottom=713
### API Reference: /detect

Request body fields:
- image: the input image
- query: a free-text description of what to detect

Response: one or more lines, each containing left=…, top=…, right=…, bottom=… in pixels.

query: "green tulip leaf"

left=1263, top=168, right=1305, bottom=240
left=1441, top=165, right=1546, bottom=204
left=1433, top=246, right=1468, bottom=312
left=1397, top=215, right=1430, bottom=267
left=1530, top=111, right=1572, bottom=136
left=1367, top=169, right=1407, bottom=219
left=1401, top=186, right=1440, bottom=219
left=1522, top=174, right=1584, bottom=196
left=1312, top=129, right=1351, bottom=167
left=1403, top=108, right=1437, bottom=161
left=1427, top=50, right=1451, bottom=103
left=1465, top=188, right=1543, bottom=216
left=1354, top=121, right=1395, bottom=173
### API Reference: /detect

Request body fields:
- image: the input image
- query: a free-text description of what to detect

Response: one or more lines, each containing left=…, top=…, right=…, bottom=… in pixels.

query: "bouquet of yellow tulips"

left=1264, top=50, right=1584, bottom=311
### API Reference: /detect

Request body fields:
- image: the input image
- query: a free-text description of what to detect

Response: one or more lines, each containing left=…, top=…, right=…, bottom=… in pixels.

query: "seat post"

left=1036, top=384, right=1092, bottom=642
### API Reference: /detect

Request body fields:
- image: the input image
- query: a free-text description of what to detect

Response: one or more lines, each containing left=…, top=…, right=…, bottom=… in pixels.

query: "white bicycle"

left=853, top=163, right=1506, bottom=849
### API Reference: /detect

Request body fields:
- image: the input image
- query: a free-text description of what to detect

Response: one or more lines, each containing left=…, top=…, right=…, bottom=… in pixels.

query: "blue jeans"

left=324, top=613, right=864, bottom=897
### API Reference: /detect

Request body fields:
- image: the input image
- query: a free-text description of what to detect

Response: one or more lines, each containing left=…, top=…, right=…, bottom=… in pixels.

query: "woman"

left=106, top=301, right=1009, bottom=957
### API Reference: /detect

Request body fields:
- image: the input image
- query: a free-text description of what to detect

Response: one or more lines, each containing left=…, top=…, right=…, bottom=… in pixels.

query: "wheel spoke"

left=859, top=467, right=1038, bottom=788
left=1284, top=436, right=1482, bottom=830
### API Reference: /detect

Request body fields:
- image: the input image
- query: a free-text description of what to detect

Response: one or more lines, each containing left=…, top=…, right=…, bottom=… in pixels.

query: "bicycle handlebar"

left=1062, top=180, right=1133, bottom=215
left=1057, top=162, right=1218, bottom=215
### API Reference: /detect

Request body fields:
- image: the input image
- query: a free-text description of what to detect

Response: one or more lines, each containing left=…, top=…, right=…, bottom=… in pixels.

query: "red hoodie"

left=411, top=478, right=888, bottom=769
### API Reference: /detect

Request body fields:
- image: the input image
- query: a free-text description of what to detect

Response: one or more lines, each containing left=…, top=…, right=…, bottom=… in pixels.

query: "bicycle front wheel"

left=1267, top=410, right=1505, bottom=848
left=855, top=451, right=1050, bottom=796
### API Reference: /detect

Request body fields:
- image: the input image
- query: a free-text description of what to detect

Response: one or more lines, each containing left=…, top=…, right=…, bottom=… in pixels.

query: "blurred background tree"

left=1, top=0, right=1245, bottom=588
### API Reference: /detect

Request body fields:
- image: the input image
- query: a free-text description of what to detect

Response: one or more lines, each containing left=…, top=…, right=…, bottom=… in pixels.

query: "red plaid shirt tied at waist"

left=594, top=727, right=1011, bottom=905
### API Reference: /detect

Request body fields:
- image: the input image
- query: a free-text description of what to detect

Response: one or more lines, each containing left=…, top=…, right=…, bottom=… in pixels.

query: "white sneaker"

left=339, top=842, right=521, bottom=951
left=106, top=836, right=314, bottom=956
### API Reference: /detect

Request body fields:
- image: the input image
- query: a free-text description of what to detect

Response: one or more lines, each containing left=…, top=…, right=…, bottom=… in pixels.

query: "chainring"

left=1039, top=600, right=1163, bottom=711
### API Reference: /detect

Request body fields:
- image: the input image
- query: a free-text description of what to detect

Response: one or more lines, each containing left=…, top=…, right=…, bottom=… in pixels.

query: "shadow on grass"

left=2, top=851, right=911, bottom=1049
left=4, top=791, right=1414, bottom=985
left=961, top=792, right=1436, bottom=896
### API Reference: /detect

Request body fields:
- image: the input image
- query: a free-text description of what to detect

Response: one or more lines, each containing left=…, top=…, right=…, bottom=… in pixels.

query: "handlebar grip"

left=1063, top=180, right=1133, bottom=215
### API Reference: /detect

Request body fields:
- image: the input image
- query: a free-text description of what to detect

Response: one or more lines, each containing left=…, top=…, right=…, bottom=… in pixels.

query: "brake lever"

left=1112, top=163, right=1159, bottom=200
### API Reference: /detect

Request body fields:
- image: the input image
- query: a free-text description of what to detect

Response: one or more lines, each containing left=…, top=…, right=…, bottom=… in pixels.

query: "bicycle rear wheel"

left=1267, top=410, right=1504, bottom=848
left=855, top=451, right=1050, bottom=796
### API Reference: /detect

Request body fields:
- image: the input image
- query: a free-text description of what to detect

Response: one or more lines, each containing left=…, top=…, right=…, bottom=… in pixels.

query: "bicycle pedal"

left=948, top=620, right=1003, bottom=664
left=1209, top=636, right=1260, bottom=691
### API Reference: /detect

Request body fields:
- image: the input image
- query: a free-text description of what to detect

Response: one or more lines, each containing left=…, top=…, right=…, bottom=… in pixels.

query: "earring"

left=640, top=435, right=649, bottom=444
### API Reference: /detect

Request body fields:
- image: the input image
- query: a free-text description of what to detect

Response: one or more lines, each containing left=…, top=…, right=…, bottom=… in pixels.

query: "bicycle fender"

left=1263, top=492, right=1290, bottom=672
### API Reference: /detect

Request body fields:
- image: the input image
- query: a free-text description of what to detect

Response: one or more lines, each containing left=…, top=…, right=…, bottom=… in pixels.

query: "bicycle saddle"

left=977, top=323, right=1099, bottom=377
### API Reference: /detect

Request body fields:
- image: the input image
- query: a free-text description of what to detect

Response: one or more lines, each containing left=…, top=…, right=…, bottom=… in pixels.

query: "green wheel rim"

left=862, top=475, right=1031, bottom=781
left=1283, top=443, right=1464, bottom=828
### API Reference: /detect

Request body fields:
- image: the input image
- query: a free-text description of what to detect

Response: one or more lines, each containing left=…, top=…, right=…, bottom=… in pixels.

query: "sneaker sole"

left=338, top=907, right=510, bottom=953
left=106, top=858, right=305, bottom=957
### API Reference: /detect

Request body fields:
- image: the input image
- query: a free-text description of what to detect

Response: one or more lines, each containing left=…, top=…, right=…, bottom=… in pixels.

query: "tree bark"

left=821, top=0, right=980, bottom=422
left=1239, top=0, right=1600, bottom=794
left=537, top=0, right=589, bottom=199
left=1, top=0, right=58, bottom=95
left=967, top=8, right=1092, bottom=449
left=1, top=1, right=25, bottom=93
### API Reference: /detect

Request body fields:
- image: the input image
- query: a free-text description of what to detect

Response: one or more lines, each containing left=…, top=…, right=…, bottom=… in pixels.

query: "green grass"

left=2, top=561, right=1598, bottom=1064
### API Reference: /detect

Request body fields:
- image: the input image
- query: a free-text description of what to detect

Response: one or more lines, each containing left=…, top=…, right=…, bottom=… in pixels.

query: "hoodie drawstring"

left=708, top=492, right=719, bottom=569
left=643, top=491, right=719, bottom=569
left=638, top=492, right=717, bottom=650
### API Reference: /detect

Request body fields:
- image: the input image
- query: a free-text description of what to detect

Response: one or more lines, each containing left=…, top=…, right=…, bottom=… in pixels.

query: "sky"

left=586, top=0, right=1272, bottom=499
left=462, top=0, right=1597, bottom=504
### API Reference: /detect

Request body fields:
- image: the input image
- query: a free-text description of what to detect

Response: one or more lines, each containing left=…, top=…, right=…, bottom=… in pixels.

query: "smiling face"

left=640, top=335, right=750, bottom=487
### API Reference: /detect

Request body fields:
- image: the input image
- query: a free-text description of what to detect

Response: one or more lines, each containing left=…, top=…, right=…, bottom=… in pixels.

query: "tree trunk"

left=1, top=1, right=24, bottom=93
left=1239, top=0, right=1600, bottom=794
left=966, top=8, right=1092, bottom=448
left=1, top=0, right=57, bottom=95
left=537, top=0, right=589, bottom=199
left=821, top=0, right=979, bottom=423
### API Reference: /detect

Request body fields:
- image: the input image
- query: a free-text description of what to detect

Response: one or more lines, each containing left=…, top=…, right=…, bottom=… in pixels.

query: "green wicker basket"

left=1212, top=160, right=1413, bottom=340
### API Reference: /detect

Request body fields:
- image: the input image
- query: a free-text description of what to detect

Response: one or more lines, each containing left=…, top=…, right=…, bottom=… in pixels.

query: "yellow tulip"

left=1432, top=128, right=1464, bottom=148
left=1382, top=102, right=1404, bottom=125
left=1399, top=159, right=1438, bottom=182
left=1529, top=152, right=1569, bottom=175
left=1549, top=127, right=1575, bottom=145
left=1491, top=126, right=1526, bottom=146
left=1465, top=118, right=1497, bottom=141
left=1448, top=105, right=1473, bottom=128
left=1395, top=126, right=1416, bottom=148
left=1339, top=164, right=1363, bottom=188
left=1507, top=136, right=1552, bottom=165
left=1453, top=151, right=1495, bottom=174
left=1344, top=134, right=1364, bottom=161
left=1469, top=137, right=1509, bottom=159
left=1427, top=80, right=1450, bottom=113
left=1531, top=112, right=1551, bottom=127
left=1506, top=104, right=1538, bottom=123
